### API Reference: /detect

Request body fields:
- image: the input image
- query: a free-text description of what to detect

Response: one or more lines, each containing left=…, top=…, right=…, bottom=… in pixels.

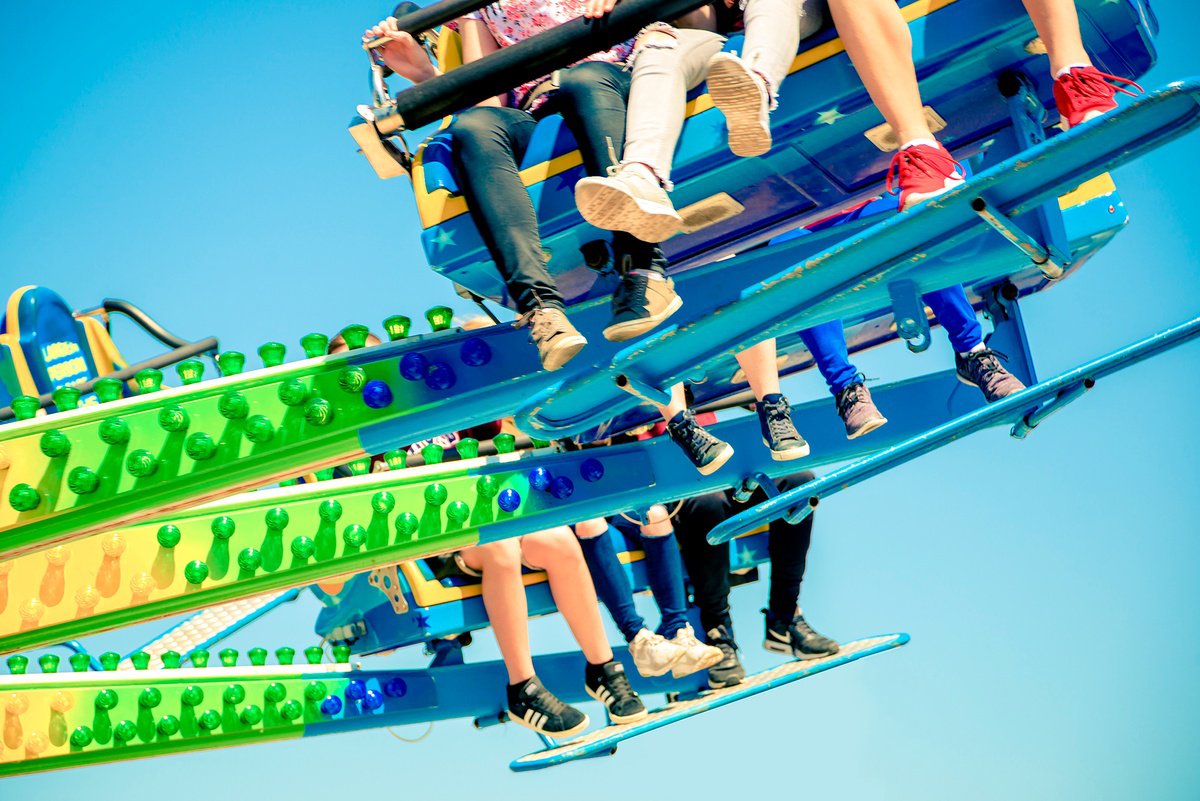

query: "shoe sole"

left=507, top=709, right=590, bottom=739
left=602, top=293, right=683, bottom=343
left=707, top=674, right=745, bottom=690
left=763, top=638, right=840, bottom=661
left=585, top=686, right=649, bottom=725
left=900, top=175, right=966, bottom=211
left=763, top=439, right=811, bottom=461
left=954, top=371, right=1024, bottom=402
left=670, top=648, right=726, bottom=679
left=541, top=334, right=588, bottom=372
left=707, top=57, right=771, bottom=158
left=846, top=414, right=888, bottom=440
left=695, top=442, right=735, bottom=476
left=575, top=179, right=683, bottom=243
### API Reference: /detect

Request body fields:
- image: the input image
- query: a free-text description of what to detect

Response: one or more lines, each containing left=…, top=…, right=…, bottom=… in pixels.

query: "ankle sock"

left=959, top=342, right=986, bottom=357
left=899, top=137, right=940, bottom=151
left=760, top=393, right=784, bottom=406
left=1054, top=62, right=1092, bottom=80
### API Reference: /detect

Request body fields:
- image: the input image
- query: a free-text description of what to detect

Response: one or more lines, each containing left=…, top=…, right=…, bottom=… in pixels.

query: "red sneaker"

left=885, top=143, right=965, bottom=211
left=1053, top=66, right=1142, bottom=129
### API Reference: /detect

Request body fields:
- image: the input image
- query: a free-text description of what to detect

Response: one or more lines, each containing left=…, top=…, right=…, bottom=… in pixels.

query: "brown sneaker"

left=706, top=52, right=773, bottom=158
left=602, top=272, right=683, bottom=343
left=516, top=308, right=587, bottom=371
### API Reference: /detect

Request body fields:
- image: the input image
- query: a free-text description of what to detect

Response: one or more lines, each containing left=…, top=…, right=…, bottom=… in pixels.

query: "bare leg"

left=735, top=339, right=782, bottom=400
left=459, top=540, right=535, bottom=684
left=827, top=0, right=932, bottom=144
left=654, top=382, right=688, bottom=422
left=1021, top=0, right=1091, bottom=76
left=521, top=527, right=615, bottom=665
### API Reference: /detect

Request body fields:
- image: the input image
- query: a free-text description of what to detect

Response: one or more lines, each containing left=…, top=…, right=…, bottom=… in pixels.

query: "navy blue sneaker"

left=667, top=410, right=734, bottom=475
left=756, top=394, right=810, bottom=460
left=507, top=676, right=589, bottom=737
left=585, top=660, right=647, bottom=724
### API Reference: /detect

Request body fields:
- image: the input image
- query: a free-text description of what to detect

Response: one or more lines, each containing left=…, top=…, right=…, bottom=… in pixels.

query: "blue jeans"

left=578, top=522, right=689, bottom=642
left=799, top=285, right=983, bottom=394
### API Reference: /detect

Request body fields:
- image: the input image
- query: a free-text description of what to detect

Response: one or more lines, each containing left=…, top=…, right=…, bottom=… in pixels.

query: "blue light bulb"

left=459, top=337, right=492, bottom=367
left=345, top=679, right=367, bottom=701
left=425, top=362, right=456, bottom=391
left=580, top=458, right=604, bottom=482
left=320, top=695, right=343, bottom=715
left=497, top=489, right=521, bottom=513
left=362, top=380, right=394, bottom=409
left=362, top=689, right=384, bottom=711
left=399, top=352, right=429, bottom=381
left=384, top=677, right=408, bottom=698
left=529, top=467, right=551, bottom=492
left=550, top=476, right=575, bottom=500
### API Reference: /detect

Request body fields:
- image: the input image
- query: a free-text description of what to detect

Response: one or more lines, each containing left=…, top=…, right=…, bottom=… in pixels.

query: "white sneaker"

left=574, top=162, right=683, bottom=243
left=668, top=625, right=726, bottom=678
left=706, top=52, right=772, bottom=158
left=628, top=628, right=686, bottom=677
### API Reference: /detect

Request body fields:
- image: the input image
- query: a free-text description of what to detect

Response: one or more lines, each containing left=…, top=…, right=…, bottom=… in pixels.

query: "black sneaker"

left=756, top=394, right=810, bottom=460
left=705, top=625, right=746, bottom=689
left=585, top=661, right=648, bottom=724
left=507, top=676, right=589, bottom=738
left=667, top=409, right=734, bottom=476
left=602, top=271, right=682, bottom=343
left=955, top=348, right=1026, bottom=403
left=763, top=610, right=839, bottom=660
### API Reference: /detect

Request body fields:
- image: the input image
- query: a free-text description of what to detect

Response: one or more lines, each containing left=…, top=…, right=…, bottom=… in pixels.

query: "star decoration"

left=412, top=613, right=431, bottom=628
left=431, top=228, right=456, bottom=250
left=734, top=540, right=764, bottom=566
left=815, top=107, right=847, bottom=126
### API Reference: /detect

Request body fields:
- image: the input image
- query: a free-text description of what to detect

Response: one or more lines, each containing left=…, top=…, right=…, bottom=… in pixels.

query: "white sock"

left=959, top=342, right=986, bottom=357
left=900, top=137, right=940, bottom=151
left=1054, top=63, right=1092, bottom=80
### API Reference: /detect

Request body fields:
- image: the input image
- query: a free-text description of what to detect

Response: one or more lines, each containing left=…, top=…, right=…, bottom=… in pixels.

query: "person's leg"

left=736, top=339, right=810, bottom=460
left=736, top=339, right=782, bottom=400
left=1021, top=0, right=1090, bottom=76
left=458, top=540, right=536, bottom=684
left=925, top=286, right=1027, bottom=402
left=657, top=384, right=735, bottom=476
left=574, top=518, right=646, bottom=643
left=636, top=505, right=690, bottom=639
left=799, top=321, right=888, bottom=438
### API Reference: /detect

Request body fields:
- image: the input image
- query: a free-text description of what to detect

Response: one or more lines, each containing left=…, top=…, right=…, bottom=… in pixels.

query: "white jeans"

left=742, top=0, right=828, bottom=99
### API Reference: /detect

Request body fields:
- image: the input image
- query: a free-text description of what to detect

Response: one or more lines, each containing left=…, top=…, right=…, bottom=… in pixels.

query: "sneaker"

left=667, top=409, right=734, bottom=475
left=706, top=52, right=772, bottom=157
left=602, top=272, right=683, bottom=343
left=955, top=347, right=1026, bottom=403
left=575, top=162, right=683, bottom=243
left=667, top=626, right=725, bottom=678
left=628, top=628, right=686, bottom=678
left=1053, top=66, right=1142, bottom=129
left=585, top=660, right=648, bottom=724
left=756, top=394, right=810, bottom=461
left=763, top=610, right=839, bottom=661
left=507, top=676, right=589, bottom=737
left=885, top=142, right=965, bottom=211
left=515, top=307, right=587, bottom=372
left=705, top=625, right=746, bottom=689
left=835, top=378, right=888, bottom=440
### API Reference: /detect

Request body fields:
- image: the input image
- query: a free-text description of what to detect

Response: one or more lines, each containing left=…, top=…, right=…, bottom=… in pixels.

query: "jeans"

left=623, top=26, right=727, bottom=185
left=578, top=522, right=690, bottom=642
left=799, top=284, right=984, bottom=395
left=449, top=62, right=666, bottom=314
left=741, top=0, right=827, bottom=98
left=674, top=471, right=816, bottom=636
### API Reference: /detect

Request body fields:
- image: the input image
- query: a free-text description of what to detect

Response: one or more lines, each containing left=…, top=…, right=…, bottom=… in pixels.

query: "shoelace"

left=514, top=308, right=560, bottom=342
left=885, top=145, right=964, bottom=195
left=526, top=685, right=569, bottom=717
left=790, top=616, right=819, bottom=639
left=601, top=669, right=636, bottom=703
left=612, top=271, right=649, bottom=309
left=1058, top=67, right=1142, bottom=105
left=836, top=377, right=869, bottom=416
left=963, top=348, right=1009, bottom=380
left=762, top=399, right=797, bottom=442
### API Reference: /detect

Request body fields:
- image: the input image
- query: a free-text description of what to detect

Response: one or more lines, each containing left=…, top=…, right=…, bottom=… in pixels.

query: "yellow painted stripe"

left=412, top=0, right=962, bottom=228
left=1057, top=172, right=1117, bottom=209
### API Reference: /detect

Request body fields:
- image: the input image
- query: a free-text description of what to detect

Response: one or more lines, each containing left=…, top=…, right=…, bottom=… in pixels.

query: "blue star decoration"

left=734, top=539, right=763, bottom=566
left=431, top=228, right=456, bottom=250
left=412, top=613, right=431, bottom=628
left=815, top=107, right=847, bottom=126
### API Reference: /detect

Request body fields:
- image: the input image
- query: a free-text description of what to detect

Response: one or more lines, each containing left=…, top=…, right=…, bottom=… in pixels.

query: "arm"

left=458, top=17, right=506, bottom=107
left=364, top=17, right=440, bottom=83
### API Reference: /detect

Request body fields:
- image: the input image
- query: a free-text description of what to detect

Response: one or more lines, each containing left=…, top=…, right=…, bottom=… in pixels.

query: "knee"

left=555, top=61, right=619, bottom=99
left=522, top=527, right=584, bottom=569
left=574, top=518, right=609, bottom=540
left=476, top=540, right=522, bottom=573
left=632, top=23, right=680, bottom=56
left=796, top=0, right=826, bottom=40
left=640, top=504, right=674, bottom=538
left=450, top=106, right=505, bottom=143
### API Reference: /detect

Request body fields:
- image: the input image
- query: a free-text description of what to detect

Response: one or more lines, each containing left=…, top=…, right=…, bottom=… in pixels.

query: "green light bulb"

left=39, top=429, right=71, bottom=458
left=446, top=500, right=470, bottom=525
left=383, top=314, right=411, bottom=341
left=210, top=515, right=235, bottom=541
left=274, top=648, right=295, bottom=667
left=176, top=359, right=205, bottom=385
left=303, top=646, right=324, bottom=665
left=424, top=483, right=448, bottom=506
left=9, top=483, right=41, bottom=512
left=342, top=524, right=366, bottom=552
left=93, top=377, right=123, bottom=403
left=138, top=687, right=162, bottom=708
left=303, top=397, right=334, bottom=426
left=161, top=651, right=181, bottom=669
left=157, top=715, right=180, bottom=737
left=190, top=650, right=210, bottom=668
left=184, top=560, right=209, bottom=585
left=114, top=719, right=138, bottom=743
left=217, top=351, right=246, bottom=377
left=346, top=458, right=371, bottom=476
left=134, top=368, right=163, bottom=394
left=125, top=449, right=158, bottom=478
left=281, top=700, right=303, bottom=721
left=237, top=547, right=262, bottom=574
left=156, top=524, right=181, bottom=548
left=70, top=725, right=94, bottom=748
left=304, top=681, right=327, bottom=702
left=338, top=366, right=367, bottom=393
left=198, top=710, right=221, bottom=732
left=422, top=444, right=444, bottom=466
left=248, top=647, right=268, bottom=667
left=67, top=466, right=99, bottom=495
left=95, top=689, right=119, bottom=710
left=394, top=512, right=419, bottom=542
left=219, top=649, right=238, bottom=667
left=456, top=438, right=480, bottom=459
left=218, top=390, right=249, bottom=420
left=6, top=655, right=28, bottom=674
left=300, top=333, right=330, bottom=359
left=181, top=685, right=204, bottom=707
left=425, top=305, right=454, bottom=332
left=278, top=378, right=308, bottom=407
left=340, top=324, right=371, bottom=350
left=39, top=653, right=61, bottom=673
left=11, top=395, right=40, bottom=420
left=258, top=342, right=286, bottom=368
left=476, top=475, right=499, bottom=499
left=240, top=704, right=263, bottom=726
left=265, top=682, right=287, bottom=703
left=223, top=684, right=245, bottom=704
left=332, top=645, right=351, bottom=664
left=244, top=414, right=275, bottom=443
left=493, top=433, right=516, bottom=454
left=158, top=405, right=190, bottom=433
left=130, top=652, right=151, bottom=671
left=265, top=506, right=290, bottom=531
left=185, top=432, right=218, bottom=461
left=371, top=491, right=395, bottom=514
left=99, top=652, right=120, bottom=671
left=99, top=417, right=130, bottom=445
left=52, top=386, right=81, bottom=411
left=290, top=536, right=315, bottom=563
left=314, top=468, right=335, bottom=481
left=317, top=500, right=341, bottom=523
left=384, top=448, right=407, bottom=470
left=69, top=653, right=91, bottom=672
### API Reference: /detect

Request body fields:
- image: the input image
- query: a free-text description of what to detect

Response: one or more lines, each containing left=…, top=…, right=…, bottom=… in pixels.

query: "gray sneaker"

left=516, top=308, right=587, bottom=372
left=955, top=348, right=1026, bottom=403
left=835, top=379, right=888, bottom=440
left=706, top=52, right=772, bottom=158
left=575, top=162, right=683, bottom=243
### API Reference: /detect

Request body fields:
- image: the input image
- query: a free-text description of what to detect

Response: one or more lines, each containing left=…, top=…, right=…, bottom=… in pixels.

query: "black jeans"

left=449, top=61, right=666, bottom=315
left=675, top=471, right=816, bottom=638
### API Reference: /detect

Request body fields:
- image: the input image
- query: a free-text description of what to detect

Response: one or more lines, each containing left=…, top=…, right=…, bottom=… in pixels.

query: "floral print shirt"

left=466, top=0, right=633, bottom=110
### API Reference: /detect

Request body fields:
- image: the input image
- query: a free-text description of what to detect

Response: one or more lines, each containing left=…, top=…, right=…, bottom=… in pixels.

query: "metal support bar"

left=615, top=372, right=673, bottom=407
left=888, top=279, right=932, bottom=353
left=971, top=197, right=1067, bottom=279
left=473, top=712, right=508, bottom=730
left=1009, top=378, right=1094, bottom=439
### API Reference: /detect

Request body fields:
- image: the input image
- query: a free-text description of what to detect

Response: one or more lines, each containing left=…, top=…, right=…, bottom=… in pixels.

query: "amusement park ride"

left=1, top=0, right=1198, bottom=778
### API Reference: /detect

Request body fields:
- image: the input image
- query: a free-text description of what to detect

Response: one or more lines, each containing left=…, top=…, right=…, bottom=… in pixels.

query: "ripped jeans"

left=740, top=0, right=827, bottom=99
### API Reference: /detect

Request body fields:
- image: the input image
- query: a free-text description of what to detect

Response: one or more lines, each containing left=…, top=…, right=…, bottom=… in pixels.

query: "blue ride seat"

left=408, top=0, right=1155, bottom=310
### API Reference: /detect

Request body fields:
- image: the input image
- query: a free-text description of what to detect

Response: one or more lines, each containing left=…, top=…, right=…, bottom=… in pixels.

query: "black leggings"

left=449, top=61, right=664, bottom=314
left=675, top=471, right=816, bottom=637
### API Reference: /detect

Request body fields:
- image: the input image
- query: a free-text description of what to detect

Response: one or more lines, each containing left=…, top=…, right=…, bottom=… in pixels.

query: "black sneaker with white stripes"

left=585, top=660, right=647, bottom=724
left=763, top=610, right=839, bottom=660
left=507, top=676, right=589, bottom=738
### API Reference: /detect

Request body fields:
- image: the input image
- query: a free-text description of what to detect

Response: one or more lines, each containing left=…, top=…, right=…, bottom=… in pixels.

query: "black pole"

left=380, top=0, right=712, bottom=132
left=390, top=0, right=497, bottom=37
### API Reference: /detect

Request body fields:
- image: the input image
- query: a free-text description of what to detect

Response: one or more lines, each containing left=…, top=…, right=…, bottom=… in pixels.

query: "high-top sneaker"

left=585, top=660, right=648, bottom=724
left=705, top=624, right=746, bottom=689
left=603, top=271, right=682, bottom=343
left=955, top=348, right=1026, bottom=403
left=756, top=394, right=810, bottom=460
left=575, top=162, right=683, bottom=243
left=763, top=610, right=839, bottom=660
left=835, top=378, right=888, bottom=440
left=515, top=307, right=586, bottom=371
left=667, top=409, right=734, bottom=475
left=507, top=676, right=589, bottom=737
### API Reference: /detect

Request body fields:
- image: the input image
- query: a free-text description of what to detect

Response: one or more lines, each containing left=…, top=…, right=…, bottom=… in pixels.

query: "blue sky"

left=2, top=1, right=1199, bottom=798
